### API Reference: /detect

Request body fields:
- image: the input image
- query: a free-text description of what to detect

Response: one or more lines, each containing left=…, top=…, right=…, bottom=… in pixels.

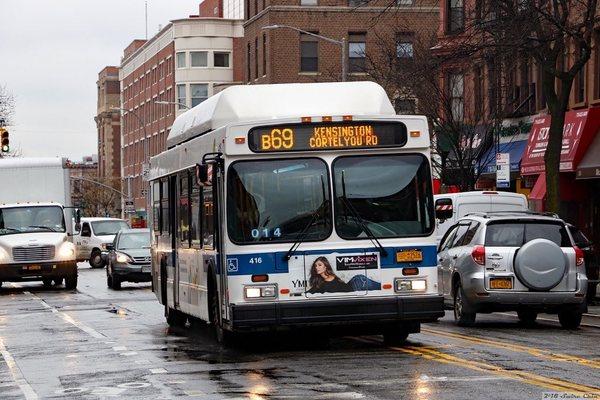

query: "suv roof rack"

left=464, top=211, right=560, bottom=219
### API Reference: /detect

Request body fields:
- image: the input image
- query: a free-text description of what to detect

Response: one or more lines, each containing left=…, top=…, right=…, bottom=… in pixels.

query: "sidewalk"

left=586, top=302, right=600, bottom=316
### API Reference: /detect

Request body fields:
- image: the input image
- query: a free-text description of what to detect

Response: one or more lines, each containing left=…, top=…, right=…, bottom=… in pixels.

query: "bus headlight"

left=58, top=243, right=75, bottom=260
left=395, top=279, right=427, bottom=292
left=244, top=284, right=277, bottom=300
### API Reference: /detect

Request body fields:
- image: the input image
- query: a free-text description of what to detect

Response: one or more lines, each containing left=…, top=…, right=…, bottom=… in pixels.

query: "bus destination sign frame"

left=247, top=121, right=408, bottom=153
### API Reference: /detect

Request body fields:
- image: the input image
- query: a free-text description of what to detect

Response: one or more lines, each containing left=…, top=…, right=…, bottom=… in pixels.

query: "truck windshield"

left=333, top=154, right=434, bottom=239
left=92, top=220, right=129, bottom=236
left=0, top=206, right=66, bottom=235
left=227, top=158, right=332, bottom=244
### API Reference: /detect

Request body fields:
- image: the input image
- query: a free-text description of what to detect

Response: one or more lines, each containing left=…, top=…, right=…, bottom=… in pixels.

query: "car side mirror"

left=435, top=199, right=453, bottom=220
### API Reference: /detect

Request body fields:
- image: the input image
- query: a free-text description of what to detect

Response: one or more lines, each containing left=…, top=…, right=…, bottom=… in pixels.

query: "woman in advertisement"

left=308, top=256, right=353, bottom=294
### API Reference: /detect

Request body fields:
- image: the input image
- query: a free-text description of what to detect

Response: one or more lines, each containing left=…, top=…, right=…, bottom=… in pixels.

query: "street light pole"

left=262, top=25, right=347, bottom=82
left=154, top=100, right=191, bottom=110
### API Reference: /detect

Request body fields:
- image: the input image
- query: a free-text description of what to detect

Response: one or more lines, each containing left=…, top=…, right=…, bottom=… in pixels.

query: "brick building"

left=119, top=13, right=243, bottom=219
left=95, top=66, right=121, bottom=179
left=243, top=0, right=439, bottom=103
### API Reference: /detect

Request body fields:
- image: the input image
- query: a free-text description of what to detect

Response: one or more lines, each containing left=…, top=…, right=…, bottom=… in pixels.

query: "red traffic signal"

left=1, top=128, right=9, bottom=152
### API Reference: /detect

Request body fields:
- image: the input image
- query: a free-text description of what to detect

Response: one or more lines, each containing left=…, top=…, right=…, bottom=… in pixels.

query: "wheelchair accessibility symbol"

left=227, top=258, right=239, bottom=272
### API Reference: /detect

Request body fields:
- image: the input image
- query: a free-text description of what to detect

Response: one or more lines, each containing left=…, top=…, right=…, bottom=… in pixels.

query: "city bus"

left=148, top=81, right=444, bottom=344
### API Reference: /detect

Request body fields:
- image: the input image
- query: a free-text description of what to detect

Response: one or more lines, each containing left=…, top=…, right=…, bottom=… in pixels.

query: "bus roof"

left=167, top=81, right=396, bottom=148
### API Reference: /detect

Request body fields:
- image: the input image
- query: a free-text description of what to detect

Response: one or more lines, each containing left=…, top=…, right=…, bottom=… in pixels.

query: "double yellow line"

left=423, top=327, right=600, bottom=370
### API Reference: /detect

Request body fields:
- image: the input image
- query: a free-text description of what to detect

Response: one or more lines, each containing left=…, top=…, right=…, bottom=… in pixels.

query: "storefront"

left=476, top=140, right=528, bottom=193
left=521, top=108, right=600, bottom=225
left=576, top=131, right=600, bottom=247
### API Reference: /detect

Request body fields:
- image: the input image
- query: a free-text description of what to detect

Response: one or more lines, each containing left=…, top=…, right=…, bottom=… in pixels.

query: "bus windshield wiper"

left=340, top=170, right=388, bottom=257
left=283, top=175, right=328, bottom=261
left=27, top=225, right=57, bottom=232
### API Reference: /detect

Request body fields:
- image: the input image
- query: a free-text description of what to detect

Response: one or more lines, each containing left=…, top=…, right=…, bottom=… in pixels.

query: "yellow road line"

left=422, top=327, right=600, bottom=369
left=354, top=337, right=600, bottom=395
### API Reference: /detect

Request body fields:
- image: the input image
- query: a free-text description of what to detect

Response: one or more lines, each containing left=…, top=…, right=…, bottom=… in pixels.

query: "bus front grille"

left=12, top=246, right=56, bottom=262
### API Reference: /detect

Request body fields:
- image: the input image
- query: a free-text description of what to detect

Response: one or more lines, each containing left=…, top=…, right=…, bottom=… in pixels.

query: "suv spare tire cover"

left=514, top=238, right=566, bottom=291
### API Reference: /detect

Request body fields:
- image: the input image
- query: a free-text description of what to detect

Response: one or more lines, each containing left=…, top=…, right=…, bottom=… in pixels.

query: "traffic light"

left=1, top=128, right=8, bottom=153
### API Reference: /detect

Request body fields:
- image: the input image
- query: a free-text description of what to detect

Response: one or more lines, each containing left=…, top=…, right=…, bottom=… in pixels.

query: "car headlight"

left=0, top=247, right=9, bottom=263
left=243, top=284, right=277, bottom=300
left=58, top=243, right=75, bottom=260
left=116, top=252, right=132, bottom=264
left=394, top=278, right=427, bottom=292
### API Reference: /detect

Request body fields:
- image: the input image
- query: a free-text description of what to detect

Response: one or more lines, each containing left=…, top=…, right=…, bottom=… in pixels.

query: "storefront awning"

left=520, top=108, right=600, bottom=175
left=477, top=140, right=528, bottom=175
left=576, top=129, right=600, bottom=179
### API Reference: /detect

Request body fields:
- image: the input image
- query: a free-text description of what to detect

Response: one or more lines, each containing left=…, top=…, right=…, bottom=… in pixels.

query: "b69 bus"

left=148, top=81, right=443, bottom=344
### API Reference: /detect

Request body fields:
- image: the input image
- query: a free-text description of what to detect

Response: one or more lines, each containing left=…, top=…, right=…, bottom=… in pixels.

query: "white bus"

left=148, top=82, right=443, bottom=344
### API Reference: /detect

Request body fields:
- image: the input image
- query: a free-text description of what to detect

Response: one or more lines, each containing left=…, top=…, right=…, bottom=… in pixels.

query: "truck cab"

left=74, top=217, right=129, bottom=268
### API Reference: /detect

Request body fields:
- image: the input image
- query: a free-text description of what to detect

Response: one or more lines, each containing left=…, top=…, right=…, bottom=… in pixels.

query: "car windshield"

left=485, top=221, right=571, bottom=247
left=92, top=220, right=129, bottom=236
left=0, top=206, right=66, bottom=235
left=118, top=232, right=150, bottom=249
left=333, top=154, right=434, bottom=239
left=227, top=158, right=331, bottom=244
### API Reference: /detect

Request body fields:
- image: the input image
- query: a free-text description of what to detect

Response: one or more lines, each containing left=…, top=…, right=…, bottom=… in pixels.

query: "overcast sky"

left=0, top=0, right=203, bottom=160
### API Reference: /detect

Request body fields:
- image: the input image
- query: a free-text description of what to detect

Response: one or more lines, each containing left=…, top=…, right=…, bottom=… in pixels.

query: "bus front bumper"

left=230, top=295, right=444, bottom=331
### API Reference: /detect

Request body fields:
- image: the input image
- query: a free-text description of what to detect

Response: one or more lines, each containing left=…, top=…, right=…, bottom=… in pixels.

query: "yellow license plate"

left=28, top=265, right=41, bottom=271
left=396, top=250, right=423, bottom=263
left=490, top=278, right=512, bottom=289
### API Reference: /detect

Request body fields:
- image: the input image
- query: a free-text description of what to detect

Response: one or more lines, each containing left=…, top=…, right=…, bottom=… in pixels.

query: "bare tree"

left=73, top=177, right=122, bottom=217
left=441, top=0, right=600, bottom=212
left=0, top=85, right=14, bottom=127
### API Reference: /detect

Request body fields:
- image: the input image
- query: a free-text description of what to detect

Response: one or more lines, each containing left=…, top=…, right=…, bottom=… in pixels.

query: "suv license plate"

left=142, top=266, right=151, bottom=273
left=490, top=278, right=512, bottom=289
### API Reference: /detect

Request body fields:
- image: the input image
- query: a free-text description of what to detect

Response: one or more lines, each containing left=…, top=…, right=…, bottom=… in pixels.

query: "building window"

left=575, top=46, right=586, bottom=103
left=247, top=43, right=251, bottom=82
left=349, top=33, right=366, bottom=73
left=300, top=33, right=318, bottom=72
left=301, top=0, right=317, bottom=4
left=595, top=30, right=600, bottom=99
left=262, top=34, right=267, bottom=76
left=473, top=65, right=483, bottom=119
left=177, top=84, right=186, bottom=110
left=397, top=0, right=413, bottom=4
left=348, top=0, right=367, bottom=6
left=396, top=39, right=414, bottom=58
left=255, top=37, right=259, bottom=79
left=214, top=52, right=230, bottom=67
left=395, top=98, right=416, bottom=114
left=447, top=0, right=464, bottom=33
left=448, top=73, right=464, bottom=122
left=176, top=52, right=186, bottom=68
left=190, top=51, right=208, bottom=67
left=191, top=84, right=208, bottom=107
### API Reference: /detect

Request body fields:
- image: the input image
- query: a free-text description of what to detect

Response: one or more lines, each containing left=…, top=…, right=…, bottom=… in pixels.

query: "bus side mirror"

left=195, top=163, right=213, bottom=186
left=435, top=198, right=453, bottom=221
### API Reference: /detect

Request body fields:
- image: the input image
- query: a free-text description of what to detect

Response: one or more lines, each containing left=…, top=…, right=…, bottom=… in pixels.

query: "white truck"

left=74, top=217, right=129, bottom=268
left=0, top=157, right=78, bottom=289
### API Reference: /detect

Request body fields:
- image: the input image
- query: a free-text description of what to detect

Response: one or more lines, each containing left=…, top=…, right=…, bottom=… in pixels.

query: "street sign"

left=496, top=152, right=510, bottom=188
left=124, top=199, right=135, bottom=213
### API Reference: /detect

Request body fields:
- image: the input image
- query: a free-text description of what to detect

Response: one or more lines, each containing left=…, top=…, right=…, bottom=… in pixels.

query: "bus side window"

left=161, top=179, right=169, bottom=235
left=179, top=172, right=190, bottom=247
left=202, top=185, right=214, bottom=248
left=190, top=173, right=201, bottom=248
left=152, top=181, right=161, bottom=233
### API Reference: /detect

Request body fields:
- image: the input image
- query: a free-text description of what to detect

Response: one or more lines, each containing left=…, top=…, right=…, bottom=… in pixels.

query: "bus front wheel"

left=208, top=274, right=234, bottom=345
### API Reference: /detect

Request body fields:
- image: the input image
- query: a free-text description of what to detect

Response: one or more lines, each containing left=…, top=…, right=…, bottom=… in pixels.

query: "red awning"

left=529, top=174, right=546, bottom=212
left=521, top=108, right=600, bottom=175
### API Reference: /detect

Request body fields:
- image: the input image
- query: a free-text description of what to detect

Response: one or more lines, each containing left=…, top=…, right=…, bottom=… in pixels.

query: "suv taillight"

left=574, top=246, right=585, bottom=267
left=471, top=245, right=486, bottom=266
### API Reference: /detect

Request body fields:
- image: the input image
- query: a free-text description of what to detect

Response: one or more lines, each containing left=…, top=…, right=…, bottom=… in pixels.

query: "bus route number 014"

left=251, top=227, right=282, bottom=239
left=260, top=128, right=294, bottom=151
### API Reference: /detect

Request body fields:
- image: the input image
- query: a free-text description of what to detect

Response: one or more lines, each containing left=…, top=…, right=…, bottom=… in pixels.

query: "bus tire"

left=65, top=275, right=78, bottom=290
left=208, top=272, right=234, bottom=345
left=165, top=306, right=186, bottom=327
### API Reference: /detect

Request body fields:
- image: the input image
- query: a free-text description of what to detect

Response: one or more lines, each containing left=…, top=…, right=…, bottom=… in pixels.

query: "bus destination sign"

left=248, top=121, right=407, bottom=153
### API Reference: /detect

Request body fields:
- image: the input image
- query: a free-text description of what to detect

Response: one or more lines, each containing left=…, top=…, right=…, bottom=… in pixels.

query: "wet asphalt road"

left=0, top=265, right=599, bottom=400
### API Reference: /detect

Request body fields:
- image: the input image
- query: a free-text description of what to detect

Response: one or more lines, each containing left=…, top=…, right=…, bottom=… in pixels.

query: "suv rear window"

left=485, top=222, right=571, bottom=247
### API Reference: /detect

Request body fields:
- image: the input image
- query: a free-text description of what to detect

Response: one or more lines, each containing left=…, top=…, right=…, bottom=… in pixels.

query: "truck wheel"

left=65, top=275, right=78, bottom=290
left=0, top=281, right=3, bottom=288
left=53, top=278, right=64, bottom=286
left=89, top=251, right=104, bottom=269
left=42, top=278, right=53, bottom=288
left=453, top=281, right=476, bottom=327
left=558, top=309, right=582, bottom=329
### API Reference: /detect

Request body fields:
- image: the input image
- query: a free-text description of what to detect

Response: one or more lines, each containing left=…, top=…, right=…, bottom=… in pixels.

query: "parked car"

left=106, top=229, right=151, bottom=290
left=566, top=223, right=598, bottom=302
left=434, top=191, right=528, bottom=243
left=437, top=211, right=587, bottom=329
left=74, top=217, right=129, bottom=268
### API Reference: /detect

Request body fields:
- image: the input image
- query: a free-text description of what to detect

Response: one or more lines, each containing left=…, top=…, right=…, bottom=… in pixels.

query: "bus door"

left=170, top=175, right=180, bottom=308
left=303, top=251, right=372, bottom=297
left=214, top=166, right=230, bottom=322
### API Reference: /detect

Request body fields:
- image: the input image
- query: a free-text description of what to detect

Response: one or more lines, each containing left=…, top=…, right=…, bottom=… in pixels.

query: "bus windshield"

left=227, top=159, right=332, bottom=244
left=333, top=154, right=433, bottom=239
left=0, top=206, right=66, bottom=235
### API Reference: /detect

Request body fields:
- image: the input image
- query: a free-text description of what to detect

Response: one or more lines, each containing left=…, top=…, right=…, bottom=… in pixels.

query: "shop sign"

left=496, top=153, right=510, bottom=188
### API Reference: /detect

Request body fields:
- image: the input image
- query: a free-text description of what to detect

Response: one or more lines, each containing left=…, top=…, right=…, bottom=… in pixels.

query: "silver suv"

left=437, top=212, right=587, bottom=329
